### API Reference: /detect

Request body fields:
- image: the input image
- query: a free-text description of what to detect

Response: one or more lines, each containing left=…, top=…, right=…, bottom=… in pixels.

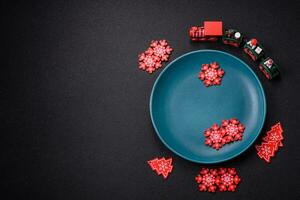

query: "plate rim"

left=149, top=49, right=267, bottom=164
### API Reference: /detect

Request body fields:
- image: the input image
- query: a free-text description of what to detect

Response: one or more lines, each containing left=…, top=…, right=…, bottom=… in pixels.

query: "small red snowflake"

left=221, top=118, right=245, bottom=142
left=138, top=40, right=172, bottom=74
left=216, top=168, right=241, bottom=192
left=203, top=118, right=245, bottom=150
left=148, top=40, right=173, bottom=61
left=204, top=124, right=227, bottom=150
left=198, top=62, right=225, bottom=87
left=138, top=53, right=161, bottom=74
left=195, top=168, right=218, bottom=192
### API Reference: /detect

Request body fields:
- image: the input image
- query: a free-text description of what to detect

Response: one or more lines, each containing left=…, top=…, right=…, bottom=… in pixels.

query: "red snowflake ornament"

left=199, top=62, right=225, bottom=87
left=216, top=168, right=241, bottom=192
left=204, top=124, right=227, bottom=150
left=221, top=118, right=245, bottom=142
left=138, top=53, right=161, bottom=74
left=203, top=118, right=245, bottom=150
left=149, top=40, right=173, bottom=61
left=195, top=168, right=218, bottom=192
left=195, top=167, right=241, bottom=193
left=147, top=157, right=173, bottom=179
left=138, top=40, right=173, bottom=74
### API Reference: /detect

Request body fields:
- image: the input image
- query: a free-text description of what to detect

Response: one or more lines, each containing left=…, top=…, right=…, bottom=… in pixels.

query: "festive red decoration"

left=189, top=26, right=218, bottom=41
left=250, top=39, right=257, bottom=46
left=204, top=124, right=226, bottom=150
left=256, top=122, right=284, bottom=163
left=195, top=167, right=241, bottom=192
left=148, top=40, right=173, bottom=61
left=221, top=118, right=245, bottom=142
left=263, top=129, right=284, bottom=148
left=268, top=122, right=284, bottom=147
left=256, top=142, right=277, bottom=163
left=203, top=118, right=245, bottom=150
left=195, top=168, right=218, bottom=192
left=138, top=53, right=161, bottom=73
left=217, top=168, right=241, bottom=192
left=147, top=157, right=173, bottom=179
left=198, top=62, right=225, bottom=87
left=204, top=21, right=223, bottom=36
left=138, top=40, right=172, bottom=74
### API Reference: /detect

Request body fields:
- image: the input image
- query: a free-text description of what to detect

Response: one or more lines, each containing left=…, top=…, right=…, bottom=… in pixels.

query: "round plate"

left=150, top=50, right=266, bottom=164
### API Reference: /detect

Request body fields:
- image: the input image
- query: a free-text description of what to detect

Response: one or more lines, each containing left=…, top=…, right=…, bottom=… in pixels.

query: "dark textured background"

left=2, top=0, right=300, bottom=199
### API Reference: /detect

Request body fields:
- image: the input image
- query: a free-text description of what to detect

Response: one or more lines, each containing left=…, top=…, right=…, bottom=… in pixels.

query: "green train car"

left=243, top=39, right=265, bottom=61
left=222, top=29, right=244, bottom=47
left=259, top=57, right=280, bottom=80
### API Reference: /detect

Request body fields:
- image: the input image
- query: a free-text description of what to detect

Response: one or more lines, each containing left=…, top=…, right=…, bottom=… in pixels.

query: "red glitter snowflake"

left=195, top=168, right=218, bottom=192
left=148, top=40, right=173, bottom=61
left=216, top=168, right=241, bottom=192
left=195, top=167, right=241, bottom=193
left=138, top=53, right=161, bottom=74
left=204, top=124, right=227, bottom=150
left=221, top=118, right=245, bottom=142
left=203, top=118, right=245, bottom=150
left=138, top=40, right=172, bottom=74
left=198, top=62, right=225, bottom=87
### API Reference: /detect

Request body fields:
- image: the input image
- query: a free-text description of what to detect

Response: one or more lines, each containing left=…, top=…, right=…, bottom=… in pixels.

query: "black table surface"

left=3, top=0, right=300, bottom=199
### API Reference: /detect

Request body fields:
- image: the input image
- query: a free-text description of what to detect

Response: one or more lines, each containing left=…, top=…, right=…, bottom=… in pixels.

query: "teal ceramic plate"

left=150, top=50, right=266, bottom=164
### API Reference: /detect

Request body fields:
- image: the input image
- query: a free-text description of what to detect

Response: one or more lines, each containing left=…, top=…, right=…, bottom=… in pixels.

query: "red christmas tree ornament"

left=256, top=142, right=277, bottom=163
left=263, top=129, right=284, bottom=148
left=147, top=157, right=173, bottom=179
left=256, top=122, right=284, bottom=163
left=198, top=62, right=225, bottom=87
left=269, top=122, right=284, bottom=146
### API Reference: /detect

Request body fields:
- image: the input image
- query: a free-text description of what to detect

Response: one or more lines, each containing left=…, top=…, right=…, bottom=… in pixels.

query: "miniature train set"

left=189, top=21, right=280, bottom=80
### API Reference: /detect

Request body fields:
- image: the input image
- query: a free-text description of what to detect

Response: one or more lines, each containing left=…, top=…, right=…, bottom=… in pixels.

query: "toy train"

left=189, top=21, right=280, bottom=80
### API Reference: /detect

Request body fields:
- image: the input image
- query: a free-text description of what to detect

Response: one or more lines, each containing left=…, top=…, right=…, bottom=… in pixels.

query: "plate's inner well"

left=150, top=50, right=266, bottom=163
